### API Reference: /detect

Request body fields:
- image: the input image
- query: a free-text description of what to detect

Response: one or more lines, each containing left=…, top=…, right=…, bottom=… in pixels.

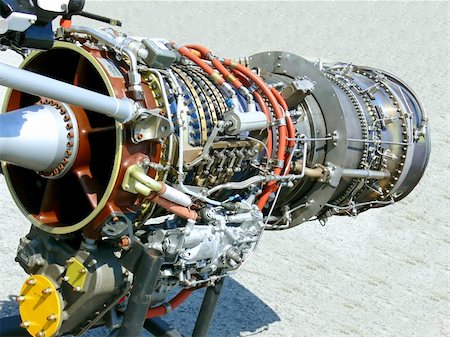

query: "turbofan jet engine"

left=0, top=21, right=429, bottom=337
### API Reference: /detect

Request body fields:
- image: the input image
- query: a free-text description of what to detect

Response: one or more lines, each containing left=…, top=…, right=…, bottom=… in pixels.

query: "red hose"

left=177, top=46, right=225, bottom=86
left=186, top=44, right=244, bottom=89
left=223, top=60, right=288, bottom=209
left=176, top=44, right=290, bottom=209
left=231, top=68, right=273, bottom=159
left=271, top=87, right=296, bottom=149
left=146, top=289, right=194, bottom=319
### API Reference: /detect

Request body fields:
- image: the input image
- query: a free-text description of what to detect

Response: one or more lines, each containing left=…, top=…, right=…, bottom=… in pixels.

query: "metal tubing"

left=341, top=168, right=390, bottom=180
left=118, top=248, right=163, bottom=337
left=0, top=63, right=136, bottom=123
left=191, top=278, right=225, bottom=337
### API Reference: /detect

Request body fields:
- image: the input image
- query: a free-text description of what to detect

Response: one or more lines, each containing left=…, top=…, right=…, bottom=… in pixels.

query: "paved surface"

left=0, top=1, right=448, bottom=337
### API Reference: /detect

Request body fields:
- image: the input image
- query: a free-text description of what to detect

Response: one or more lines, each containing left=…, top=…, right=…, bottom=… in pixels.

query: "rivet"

left=16, top=296, right=25, bottom=303
left=73, top=286, right=82, bottom=292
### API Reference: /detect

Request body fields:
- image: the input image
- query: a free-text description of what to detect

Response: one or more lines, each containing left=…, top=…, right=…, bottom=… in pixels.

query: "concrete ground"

left=0, top=1, right=448, bottom=337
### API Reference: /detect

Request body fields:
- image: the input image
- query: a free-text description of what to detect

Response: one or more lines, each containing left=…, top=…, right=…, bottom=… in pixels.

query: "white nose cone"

left=0, top=104, right=78, bottom=175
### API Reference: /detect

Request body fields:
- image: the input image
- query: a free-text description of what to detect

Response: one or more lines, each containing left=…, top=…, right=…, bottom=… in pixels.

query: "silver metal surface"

left=0, top=63, right=137, bottom=123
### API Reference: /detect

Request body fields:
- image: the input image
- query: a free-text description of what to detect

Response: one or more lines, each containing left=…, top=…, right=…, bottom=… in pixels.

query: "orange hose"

left=146, top=289, right=194, bottom=319
left=186, top=44, right=244, bottom=89
left=271, top=87, right=296, bottom=149
left=231, top=68, right=273, bottom=159
left=254, top=92, right=273, bottom=158
left=223, top=60, right=288, bottom=210
left=177, top=46, right=225, bottom=86
left=176, top=43, right=289, bottom=209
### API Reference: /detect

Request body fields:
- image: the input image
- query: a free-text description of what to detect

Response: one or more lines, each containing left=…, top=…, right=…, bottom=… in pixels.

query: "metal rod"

left=0, top=63, right=136, bottom=123
left=347, top=138, right=413, bottom=146
left=191, top=278, right=225, bottom=337
left=341, top=168, right=390, bottom=179
left=118, top=248, right=163, bottom=337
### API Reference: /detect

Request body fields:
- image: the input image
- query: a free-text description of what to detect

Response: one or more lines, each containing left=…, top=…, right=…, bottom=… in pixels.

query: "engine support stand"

left=117, top=247, right=163, bottom=337
left=191, top=278, right=225, bottom=337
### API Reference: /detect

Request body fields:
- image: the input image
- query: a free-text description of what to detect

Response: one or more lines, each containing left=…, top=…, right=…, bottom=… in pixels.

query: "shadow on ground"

left=0, top=277, right=279, bottom=337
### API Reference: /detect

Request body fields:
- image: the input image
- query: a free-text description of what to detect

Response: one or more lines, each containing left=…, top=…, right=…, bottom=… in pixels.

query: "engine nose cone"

left=0, top=99, right=79, bottom=178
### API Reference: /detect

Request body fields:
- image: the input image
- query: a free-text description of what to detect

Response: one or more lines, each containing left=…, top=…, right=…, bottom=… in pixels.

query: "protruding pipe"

left=0, top=63, right=137, bottom=123
left=342, top=168, right=391, bottom=180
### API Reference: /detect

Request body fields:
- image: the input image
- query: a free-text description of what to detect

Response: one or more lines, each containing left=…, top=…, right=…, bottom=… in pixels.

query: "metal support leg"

left=191, top=278, right=225, bottom=337
left=0, top=315, right=31, bottom=336
left=117, top=248, right=163, bottom=337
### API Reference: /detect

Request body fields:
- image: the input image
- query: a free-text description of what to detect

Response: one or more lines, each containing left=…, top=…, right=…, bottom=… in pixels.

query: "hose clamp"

left=269, top=117, right=286, bottom=128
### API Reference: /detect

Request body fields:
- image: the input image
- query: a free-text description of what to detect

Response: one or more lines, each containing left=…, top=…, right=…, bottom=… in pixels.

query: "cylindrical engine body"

left=1, top=44, right=430, bottom=233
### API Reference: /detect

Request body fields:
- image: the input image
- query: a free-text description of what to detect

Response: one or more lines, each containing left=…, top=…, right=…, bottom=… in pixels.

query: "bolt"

left=36, top=331, right=46, bottom=337
left=26, top=278, right=36, bottom=286
left=19, top=321, right=30, bottom=328
left=16, top=296, right=25, bottom=303
left=73, top=286, right=82, bottom=292
left=79, top=268, right=87, bottom=274
left=42, top=288, right=52, bottom=295
left=47, top=314, right=57, bottom=322
left=62, top=276, right=70, bottom=282
left=66, top=257, right=75, bottom=264
left=87, top=259, right=98, bottom=268
left=119, top=236, right=131, bottom=250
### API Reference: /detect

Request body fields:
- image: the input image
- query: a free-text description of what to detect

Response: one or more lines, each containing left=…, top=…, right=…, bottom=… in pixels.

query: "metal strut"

left=117, top=248, right=163, bottom=337
left=191, top=278, right=225, bottom=337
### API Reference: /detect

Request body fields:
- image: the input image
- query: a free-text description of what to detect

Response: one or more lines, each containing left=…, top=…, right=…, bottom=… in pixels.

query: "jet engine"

left=0, top=2, right=430, bottom=336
